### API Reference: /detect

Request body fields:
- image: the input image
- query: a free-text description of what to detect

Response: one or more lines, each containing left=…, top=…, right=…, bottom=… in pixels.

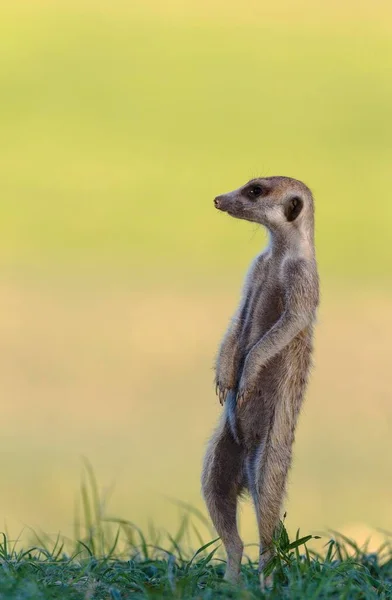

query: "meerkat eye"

left=246, top=185, right=264, bottom=200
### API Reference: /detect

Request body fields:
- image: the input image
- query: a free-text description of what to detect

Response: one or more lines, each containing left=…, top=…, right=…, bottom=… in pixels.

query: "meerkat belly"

left=236, top=328, right=314, bottom=451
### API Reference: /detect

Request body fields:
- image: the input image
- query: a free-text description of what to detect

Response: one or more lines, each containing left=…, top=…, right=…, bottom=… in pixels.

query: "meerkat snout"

left=213, top=193, right=237, bottom=215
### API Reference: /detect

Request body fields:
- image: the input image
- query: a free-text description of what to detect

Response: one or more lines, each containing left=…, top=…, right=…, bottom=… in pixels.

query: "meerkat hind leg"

left=251, top=409, right=296, bottom=590
left=201, top=425, right=245, bottom=583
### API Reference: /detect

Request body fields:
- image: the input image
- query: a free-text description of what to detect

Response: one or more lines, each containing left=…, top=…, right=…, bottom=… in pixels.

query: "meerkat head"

left=214, top=176, right=314, bottom=235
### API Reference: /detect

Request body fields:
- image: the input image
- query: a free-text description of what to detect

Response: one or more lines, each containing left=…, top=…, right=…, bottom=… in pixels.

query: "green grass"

left=2, top=531, right=392, bottom=600
left=1, top=463, right=392, bottom=599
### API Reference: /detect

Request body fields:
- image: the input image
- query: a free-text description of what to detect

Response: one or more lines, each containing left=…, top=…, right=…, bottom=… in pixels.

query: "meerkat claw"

left=237, top=389, right=250, bottom=407
left=219, top=388, right=225, bottom=406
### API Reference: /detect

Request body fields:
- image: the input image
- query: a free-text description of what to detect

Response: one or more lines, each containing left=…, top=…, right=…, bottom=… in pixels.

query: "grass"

left=1, top=464, right=392, bottom=599
left=2, top=534, right=392, bottom=600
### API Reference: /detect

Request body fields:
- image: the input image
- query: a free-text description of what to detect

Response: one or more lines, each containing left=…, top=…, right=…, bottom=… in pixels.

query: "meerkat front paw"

left=215, top=369, right=237, bottom=405
left=236, top=373, right=255, bottom=407
left=215, top=359, right=239, bottom=405
left=236, top=386, right=251, bottom=408
left=215, top=380, right=233, bottom=405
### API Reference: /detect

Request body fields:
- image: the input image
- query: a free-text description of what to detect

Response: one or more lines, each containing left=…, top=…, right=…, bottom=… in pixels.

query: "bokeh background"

left=1, top=0, right=391, bottom=551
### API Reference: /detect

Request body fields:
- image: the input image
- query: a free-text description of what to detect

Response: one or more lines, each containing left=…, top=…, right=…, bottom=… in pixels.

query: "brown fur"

left=201, top=176, right=319, bottom=588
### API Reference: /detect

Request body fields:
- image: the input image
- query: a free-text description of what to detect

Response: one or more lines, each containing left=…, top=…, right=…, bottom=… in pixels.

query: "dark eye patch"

left=245, top=184, right=265, bottom=200
left=284, top=196, right=303, bottom=222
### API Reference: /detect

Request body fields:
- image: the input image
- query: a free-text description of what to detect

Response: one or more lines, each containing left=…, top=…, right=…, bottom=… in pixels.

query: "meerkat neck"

left=266, top=229, right=286, bottom=256
left=267, top=226, right=315, bottom=260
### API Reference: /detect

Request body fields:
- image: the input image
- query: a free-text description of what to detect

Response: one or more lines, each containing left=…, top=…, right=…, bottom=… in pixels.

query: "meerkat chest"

left=241, top=259, right=285, bottom=350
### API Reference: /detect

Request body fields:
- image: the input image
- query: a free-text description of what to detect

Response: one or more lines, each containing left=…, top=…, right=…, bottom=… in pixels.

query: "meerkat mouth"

left=216, top=205, right=232, bottom=215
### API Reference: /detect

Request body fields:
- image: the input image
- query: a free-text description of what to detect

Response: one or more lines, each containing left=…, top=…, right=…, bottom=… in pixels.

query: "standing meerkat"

left=201, top=176, right=319, bottom=588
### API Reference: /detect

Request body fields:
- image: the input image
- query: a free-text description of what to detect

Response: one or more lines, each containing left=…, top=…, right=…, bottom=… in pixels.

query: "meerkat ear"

left=284, top=196, right=303, bottom=222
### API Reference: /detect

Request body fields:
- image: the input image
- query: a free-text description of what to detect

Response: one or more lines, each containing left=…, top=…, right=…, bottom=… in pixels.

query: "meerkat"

left=201, top=176, right=319, bottom=588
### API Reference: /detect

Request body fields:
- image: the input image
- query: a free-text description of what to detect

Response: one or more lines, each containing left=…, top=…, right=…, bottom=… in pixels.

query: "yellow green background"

left=1, top=0, right=391, bottom=551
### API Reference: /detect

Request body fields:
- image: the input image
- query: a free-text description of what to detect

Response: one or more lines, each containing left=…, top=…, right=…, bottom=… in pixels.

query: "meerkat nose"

left=214, top=196, right=221, bottom=208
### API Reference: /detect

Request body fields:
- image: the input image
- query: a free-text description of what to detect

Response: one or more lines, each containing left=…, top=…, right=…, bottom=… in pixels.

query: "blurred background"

left=1, top=0, right=391, bottom=551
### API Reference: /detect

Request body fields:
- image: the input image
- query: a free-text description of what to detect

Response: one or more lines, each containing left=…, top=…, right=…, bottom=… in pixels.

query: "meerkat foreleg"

left=236, top=310, right=309, bottom=406
left=237, top=262, right=316, bottom=406
left=215, top=317, right=242, bottom=405
left=215, top=262, right=258, bottom=405
left=201, top=422, right=245, bottom=583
